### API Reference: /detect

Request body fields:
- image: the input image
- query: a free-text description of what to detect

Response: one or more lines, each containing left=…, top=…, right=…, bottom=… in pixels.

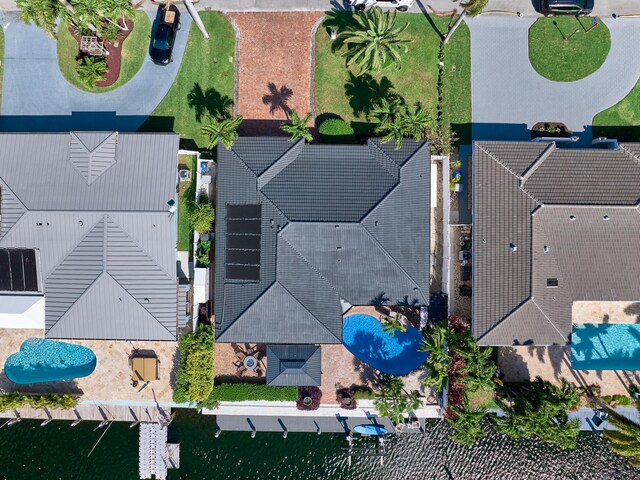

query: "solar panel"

left=225, top=204, right=262, bottom=281
left=0, top=248, right=39, bottom=292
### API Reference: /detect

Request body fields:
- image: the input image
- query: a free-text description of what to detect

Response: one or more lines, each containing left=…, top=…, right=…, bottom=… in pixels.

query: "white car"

left=347, top=0, right=414, bottom=12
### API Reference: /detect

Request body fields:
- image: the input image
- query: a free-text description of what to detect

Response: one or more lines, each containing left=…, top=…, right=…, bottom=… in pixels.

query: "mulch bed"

left=69, top=19, right=134, bottom=87
left=531, top=122, right=573, bottom=139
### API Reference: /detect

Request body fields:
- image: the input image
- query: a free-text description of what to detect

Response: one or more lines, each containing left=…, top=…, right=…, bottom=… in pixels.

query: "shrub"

left=318, top=118, right=355, bottom=144
left=173, top=324, right=215, bottom=404
left=75, top=56, right=108, bottom=88
left=196, top=240, right=212, bottom=268
left=211, top=383, right=297, bottom=403
left=352, top=386, right=375, bottom=400
left=0, top=392, right=78, bottom=412
left=336, top=388, right=357, bottom=410
left=297, top=386, right=322, bottom=411
left=189, top=202, right=215, bottom=234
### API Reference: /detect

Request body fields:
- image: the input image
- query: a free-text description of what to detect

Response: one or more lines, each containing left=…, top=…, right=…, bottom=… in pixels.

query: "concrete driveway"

left=468, top=16, right=640, bottom=142
left=0, top=11, right=191, bottom=131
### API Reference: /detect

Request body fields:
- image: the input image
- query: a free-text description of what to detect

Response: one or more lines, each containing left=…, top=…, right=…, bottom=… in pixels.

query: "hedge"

left=352, top=386, right=375, bottom=400
left=210, top=383, right=297, bottom=402
left=0, top=392, right=78, bottom=412
left=173, top=324, right=215, bottom=404
left=318, top=118, right=356, bottom=144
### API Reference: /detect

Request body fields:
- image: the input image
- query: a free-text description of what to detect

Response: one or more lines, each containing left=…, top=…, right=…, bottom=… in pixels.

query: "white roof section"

left=0, top=294, right=45, bottom=329
left=0, top=132, right=180, bottom=341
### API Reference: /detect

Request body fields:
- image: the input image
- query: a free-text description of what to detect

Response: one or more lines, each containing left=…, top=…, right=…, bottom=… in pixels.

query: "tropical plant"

left=173, top=324, right=215, bottom=405
left=75, top=56, right=108, bottom=88
left=448, top=405, right=487, bottom=446
left=200, top=114, right=243, bottom=150
left=374, top=374, right=421, bottom=424
left=97, top=0, right=133, bottom=31
left=603, top=413, right=640, bottom=467
left=0, top=392, right=78, bottom=411
left=372, top=98, right=432, bottom=150
left=420, top=323, right=451, bottom=392
left=189, top=202, right=215, bottom=234
left=457, top=337, right=495, bottom=394
left=336, top=7, right=410, bottom=75
left=280, top=109, right=313, bottom=142
left=493, top=377, right=581, bottom=449
left=16, top=0, right=63, bottom=38
left=196, top=240, right=212, bottom=268
left=380, top=314, right=406, bottom=336
left=317, top=118, right=356, bottom=144
left=443, top=0, right=488, bottom=44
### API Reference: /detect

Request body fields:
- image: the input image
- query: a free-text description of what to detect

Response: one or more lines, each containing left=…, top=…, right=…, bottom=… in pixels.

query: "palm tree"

left=419, top=323, right=451, bottom=392
left=448, top=405, right=487, bottom=446
left=373, top=374, right=421, bottom=424
left=280, top=110, right=313, bottom=142
left=17, top=0, right=62, bottom=38
left=337, top=7, right=410, bottom=75
left=200, top=115, right=243, bottom=150
left=603, top=414, right=640, bottom=467
left=372, top=99, right=431, bottom=150
left=457, top=338, right=495, bottom=393
left=380, top=314, right=406, bottom=337
left=75, top=56, right=108, bottom=88
left=99, top=0, right=134, bottom=31
left=443, top=0, right=489, bottom=45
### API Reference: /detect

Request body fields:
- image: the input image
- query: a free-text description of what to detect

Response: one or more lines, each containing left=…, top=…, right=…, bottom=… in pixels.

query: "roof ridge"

left=618, top=144, right=640, bottom=168
left=359, top=224, right=427, bottom=303
left=530, top=298, right=567, bottom=340
left=256, top=139, right=304, bottom=190
left=520, top=142, right=555, bottom=186
left=367, top=141, right=400, bottom=179
left=476, top=143, right=521, bottom=179
left=0, top=177, right=28, bottom=240
left=276, top=281, right=341, bottom=342
left=105, top=214, right=175, bottom=280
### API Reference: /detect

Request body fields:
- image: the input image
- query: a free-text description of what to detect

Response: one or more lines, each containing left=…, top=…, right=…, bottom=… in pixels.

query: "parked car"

left=538, top=0, right=594, bottom=16
left=347, top=0, right=414, bottom=12
left=150, top=5, right=181, bottom=65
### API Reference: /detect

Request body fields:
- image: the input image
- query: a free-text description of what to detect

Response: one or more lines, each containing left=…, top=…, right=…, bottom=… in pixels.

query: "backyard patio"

left=0, top=329, right=178, bottom=403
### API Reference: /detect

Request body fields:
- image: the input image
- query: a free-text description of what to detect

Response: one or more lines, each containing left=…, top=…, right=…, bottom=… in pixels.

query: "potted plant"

left=296, top=386, right=322, bottom=411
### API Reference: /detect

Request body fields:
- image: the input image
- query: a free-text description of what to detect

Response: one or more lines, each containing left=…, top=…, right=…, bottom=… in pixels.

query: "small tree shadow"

left=187, top=83, right=233, bottom=122
left=262, top=83, right=293, bottom=118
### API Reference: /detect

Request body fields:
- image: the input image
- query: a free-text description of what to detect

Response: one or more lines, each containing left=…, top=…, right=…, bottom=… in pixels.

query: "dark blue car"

left=539, top=0, right=594, bottom=16
left=150, top=5, right=181, bottom=65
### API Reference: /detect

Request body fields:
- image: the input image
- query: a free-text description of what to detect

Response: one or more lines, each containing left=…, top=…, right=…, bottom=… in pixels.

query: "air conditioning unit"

left=178, top=169, right=191, bottom=182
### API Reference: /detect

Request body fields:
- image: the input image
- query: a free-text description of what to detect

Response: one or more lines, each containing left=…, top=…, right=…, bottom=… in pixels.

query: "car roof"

left=548, top=0, right=588, bottom=7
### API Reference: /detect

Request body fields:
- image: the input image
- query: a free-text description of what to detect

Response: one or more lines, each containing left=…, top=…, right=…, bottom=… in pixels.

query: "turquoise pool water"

left=342, top=314, right=427, bottom=375
left=571, top=324, right=640, bottom=370
left=4, top=338, right=97, bottom=384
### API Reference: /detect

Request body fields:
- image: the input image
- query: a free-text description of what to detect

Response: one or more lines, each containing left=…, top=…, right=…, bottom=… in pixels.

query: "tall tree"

left=374, top=374, right=421, bottom=424
left=336, top=7, right=410, bottom=75
left=200, top=115, right=243, bottom=150
left=603, top=414, right=640, bottom=467
left=372, top=99, right=431, bottom=150
left=280, top=110, right=313, bottom=142
left=17, top=0, right=63, bottom=38
left=443, top=0, right=488, bottom=45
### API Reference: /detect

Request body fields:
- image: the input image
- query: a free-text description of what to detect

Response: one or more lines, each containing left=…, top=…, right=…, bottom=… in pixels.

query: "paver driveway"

left=469, top=16, right=640, bottom=142
left=229, top=12, right=323, bottom=135
left=0, top=11, right=191, bottom=131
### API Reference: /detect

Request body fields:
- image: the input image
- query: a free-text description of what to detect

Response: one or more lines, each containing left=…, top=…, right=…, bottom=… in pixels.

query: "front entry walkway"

left=469, top=16, right=640, bottom=142
left=229, top=12, right=323, bottom=135
left=0, top=11, right=191, bottom=131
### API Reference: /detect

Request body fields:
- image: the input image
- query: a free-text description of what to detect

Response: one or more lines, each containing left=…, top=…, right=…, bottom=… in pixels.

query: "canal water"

left=0, top=409, right=636, bottom=479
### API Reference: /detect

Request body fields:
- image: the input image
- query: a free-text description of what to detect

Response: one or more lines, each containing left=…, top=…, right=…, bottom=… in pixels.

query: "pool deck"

left=498, top=345, right=640, bottom=396
left=572, top=301, right=640, bottom=325
left=0, top=329, right=178, bottom=404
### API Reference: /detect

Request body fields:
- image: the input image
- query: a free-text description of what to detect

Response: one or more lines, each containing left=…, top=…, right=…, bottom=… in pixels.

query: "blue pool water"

left=4, top=338, right=97, bottom=384
left=342, top=314, right=428, bottom=375
left=571, top=324, right=640, bottom=370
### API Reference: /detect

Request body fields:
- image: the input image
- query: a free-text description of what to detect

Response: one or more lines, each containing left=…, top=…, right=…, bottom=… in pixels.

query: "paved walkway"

left=0, top=11, right=191, bottom=131
left=229, top=12, right=322, bottom=135
left=469, top=16, right=640, bottom=142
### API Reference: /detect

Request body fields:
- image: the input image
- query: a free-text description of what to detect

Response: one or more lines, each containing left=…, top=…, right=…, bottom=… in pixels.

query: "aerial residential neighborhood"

left=0, top=0, right=639, bottom=478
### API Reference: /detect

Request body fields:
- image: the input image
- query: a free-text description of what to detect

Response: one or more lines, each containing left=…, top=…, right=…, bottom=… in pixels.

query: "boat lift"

left=344, top=425, right=388, bottom=466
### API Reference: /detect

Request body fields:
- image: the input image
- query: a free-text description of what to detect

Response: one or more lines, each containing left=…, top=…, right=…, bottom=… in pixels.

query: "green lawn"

left=528, top=17, right=610, bottom=82
left=442, top=22, right=471, bottom=144
left=314, top=13, right=470, bottom=140
left=593, top=76, right=640, bottom=141
left=57, top=11, right=150, bottom=93
left=140, top=12, right=236, bottom=151
left=178, top=154, right=197, bottom=252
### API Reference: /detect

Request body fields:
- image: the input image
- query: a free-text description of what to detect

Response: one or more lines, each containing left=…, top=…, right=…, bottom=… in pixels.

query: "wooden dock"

left=0, top=404, right=169, bottom=424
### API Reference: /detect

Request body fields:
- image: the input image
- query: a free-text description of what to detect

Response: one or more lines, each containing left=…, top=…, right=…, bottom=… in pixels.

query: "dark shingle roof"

left=266, top=345, right=321, bottom=386
left=215, top=138, right=431, bottom=344
left=473, top=142, right=640, bottom=346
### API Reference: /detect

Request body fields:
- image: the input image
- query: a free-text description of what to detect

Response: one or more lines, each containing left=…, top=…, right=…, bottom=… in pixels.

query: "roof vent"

left=603, top=215, right=610, bottom=221
left=569, top=215, right=576, bottom=221
left=510, top=243, right=517, bottom=252
left=543, top=245, right=550, bottom=253
left=547, top=278, right=559, bottom=288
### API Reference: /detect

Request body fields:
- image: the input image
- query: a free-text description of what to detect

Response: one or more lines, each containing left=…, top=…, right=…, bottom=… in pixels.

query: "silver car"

left=347, top=0, right=414, bottom=12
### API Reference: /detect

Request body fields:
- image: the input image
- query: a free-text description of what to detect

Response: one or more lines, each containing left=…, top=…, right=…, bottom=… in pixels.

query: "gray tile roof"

left=266, top=345, right=321, bottom=386
left=0, top=132, right=180, bottom=341
left=215, top=138, right=431, bottom=344
left=473, top=142, right=640, bottom=346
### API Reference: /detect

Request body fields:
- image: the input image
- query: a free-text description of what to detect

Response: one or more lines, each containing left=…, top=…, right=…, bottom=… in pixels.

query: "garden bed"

left=531, top=121, right=573, bottom=139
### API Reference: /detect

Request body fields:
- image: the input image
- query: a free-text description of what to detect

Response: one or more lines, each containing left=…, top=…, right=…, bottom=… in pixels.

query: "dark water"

left=0, top=410, right=636, bottom=480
